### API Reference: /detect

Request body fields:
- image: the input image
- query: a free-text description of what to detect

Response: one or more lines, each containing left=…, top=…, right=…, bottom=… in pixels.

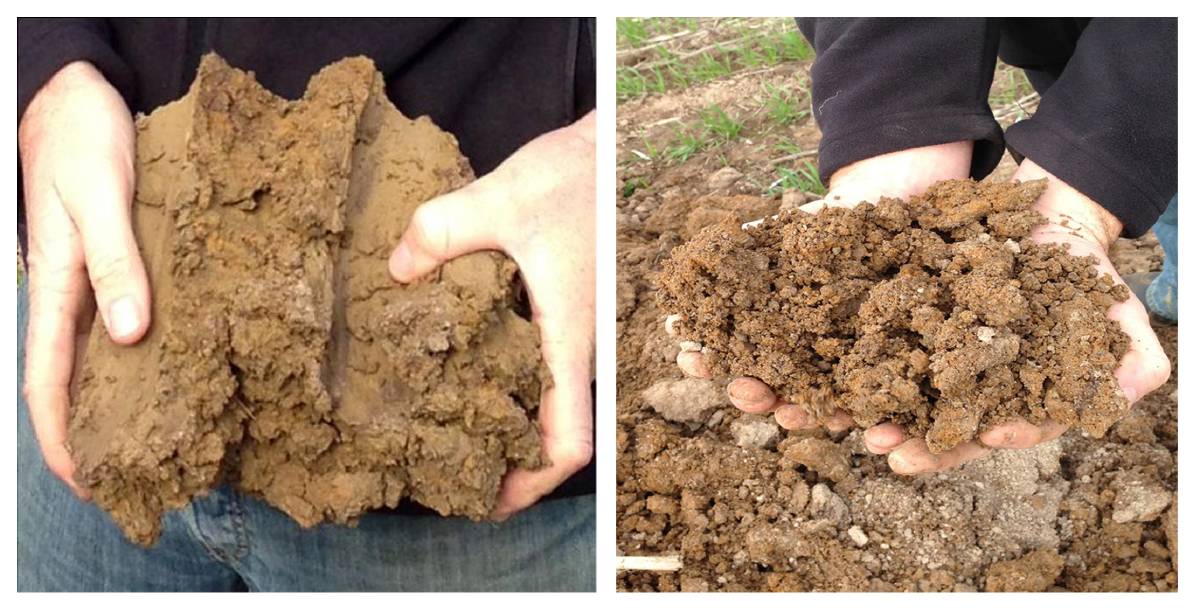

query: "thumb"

left=61, top=157, right=151, bottom=345
left=389, top=181, right=504, bottom=283
left=1111, top=285, right=1172, bottom=404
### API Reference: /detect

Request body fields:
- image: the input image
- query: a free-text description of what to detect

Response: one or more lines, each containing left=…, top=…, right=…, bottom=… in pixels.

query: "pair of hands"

left=19, top=61, right=596, bottom=518
left=675, top=141, right=1170, bottom=474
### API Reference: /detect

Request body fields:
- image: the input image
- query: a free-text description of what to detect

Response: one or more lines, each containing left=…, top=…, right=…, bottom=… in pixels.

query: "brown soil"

left=616, top=179, right=1177, bottom=591
left=657, top=180, right=1130, bottom=452
left=616, top=61, right=1175, bottom=587
left=69, top=54, right=544, bottom=547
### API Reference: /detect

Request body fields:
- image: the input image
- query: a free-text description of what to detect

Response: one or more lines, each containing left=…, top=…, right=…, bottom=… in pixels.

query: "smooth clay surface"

left=658, top=180, right=1130, bottom=453
left=69, top=54, right=544, bottom=546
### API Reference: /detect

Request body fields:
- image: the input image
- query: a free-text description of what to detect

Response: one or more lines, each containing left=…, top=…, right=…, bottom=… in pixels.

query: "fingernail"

left=108, top=296, right=141, bottom=338
left=389, top=242, right=413, bottom=280
left=727, top=382, right=758, bottom=402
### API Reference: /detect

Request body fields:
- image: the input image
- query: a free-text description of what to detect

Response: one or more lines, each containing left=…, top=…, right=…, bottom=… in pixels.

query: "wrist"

left=1013, top=158, right=1123, bottom=248
left=826, top=140, right=973, bottom=205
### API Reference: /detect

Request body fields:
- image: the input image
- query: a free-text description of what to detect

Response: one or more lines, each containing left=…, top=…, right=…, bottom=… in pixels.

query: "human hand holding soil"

left=389, top=111, right=596, bottom=519
left=674, top=143, right=1170, bottom=475
left=19, top=62, right=148, bottom=498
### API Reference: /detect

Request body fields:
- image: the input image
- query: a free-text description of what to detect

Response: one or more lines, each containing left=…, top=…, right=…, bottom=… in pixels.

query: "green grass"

left=698, top=105, right=744, bottom=141
left=665, top=128, right=704, bottom=162
left=990, top=65, right=1034, bottom=109
left=616, top=21, right=815, bottom=101
left=622, top=178, right=649, bottom=198
left=628, top=104, right=747, bottom=167
left=762, top=83, right=809, bottom=126
left=768, top=160, right=825, bottom=196
left=618, top=17, right=701, bottom=48
left=617, top=18, right=651, bottom=47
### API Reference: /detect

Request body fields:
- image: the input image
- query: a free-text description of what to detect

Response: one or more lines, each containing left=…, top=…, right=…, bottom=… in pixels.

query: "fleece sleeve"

left=796, top=18, right=1005, bottom=184
left=1003, top=18, right=1177, bottom=237
left=18, top=18, right=135, bottom=123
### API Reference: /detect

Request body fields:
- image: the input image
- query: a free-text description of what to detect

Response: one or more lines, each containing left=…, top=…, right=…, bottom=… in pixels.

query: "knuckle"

left=408, top=206, right=448, bottom=258
left=86, top=252, right=134, bottom=291
left=554, top=438, right=593, bottom=472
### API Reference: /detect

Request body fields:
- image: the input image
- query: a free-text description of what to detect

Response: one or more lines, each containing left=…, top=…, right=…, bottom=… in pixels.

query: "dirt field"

left=615, top=18, right=1177, bottom=592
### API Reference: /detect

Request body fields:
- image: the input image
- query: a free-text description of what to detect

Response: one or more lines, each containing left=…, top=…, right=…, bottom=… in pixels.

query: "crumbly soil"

left=657, top=180, right=1131, bottom=452
left=69, top=54, right=544, bottom=547
left=617, top=181, right=1176, bottom=592
left=616, top=34, right=1175, bottom=586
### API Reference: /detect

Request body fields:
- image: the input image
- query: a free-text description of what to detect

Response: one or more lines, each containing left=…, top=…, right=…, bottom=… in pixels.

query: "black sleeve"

left=1004, top=18, right=1176, bottom=237
left=17, top=18, right=135, bottom=122
left=796, top=18, right=1004, bottom=184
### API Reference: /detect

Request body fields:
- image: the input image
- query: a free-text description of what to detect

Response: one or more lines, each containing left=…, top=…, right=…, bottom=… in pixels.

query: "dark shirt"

left=797, top=17, right=1176, bottom=236
left=17, top=17, right=596, bottom=510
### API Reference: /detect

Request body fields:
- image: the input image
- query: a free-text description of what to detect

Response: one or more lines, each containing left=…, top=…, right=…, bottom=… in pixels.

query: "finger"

left=864, top=422, right=906, bottom=454
left=726, top=377, right=778, bottom=414
left=676, top=350, right=711, bottom=379
left=492, top=249, right=594, bottom=519
left=887, top=438, right=990, bottom=475
left=491, top=340, right=593, bottom=520
left=23, top=202, right=90, bottom=498
left=774, top=404, right=815, bottom=430
left=60, top=149, right=150, bottom=345
left=824, top=410, right=856, bottom=433
left=1109, top=290, right=1171, bottom=404
left=389, top=180, right=504, bottom=283
left=797, top=199, right=829, bottom=214
left=979, top=420, right=1042, bottom=449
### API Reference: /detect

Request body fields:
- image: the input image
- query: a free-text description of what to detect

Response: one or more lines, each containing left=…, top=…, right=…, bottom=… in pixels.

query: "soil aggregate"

left=657, top=180, right=1131, bottom=452
left=69, top=54, right=544, bottom=546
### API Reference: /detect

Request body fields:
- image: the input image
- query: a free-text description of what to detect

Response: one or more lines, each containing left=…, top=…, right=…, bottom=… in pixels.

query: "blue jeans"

left=1146, top=195, right=1178, bottom=321
left=16, top=286, right=595, bottom=592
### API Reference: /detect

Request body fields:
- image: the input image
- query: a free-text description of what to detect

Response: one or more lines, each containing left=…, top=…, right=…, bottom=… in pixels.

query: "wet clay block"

left=658, top=180, right=1129, bottom=454
left=69, top=54, right=544, bottom=546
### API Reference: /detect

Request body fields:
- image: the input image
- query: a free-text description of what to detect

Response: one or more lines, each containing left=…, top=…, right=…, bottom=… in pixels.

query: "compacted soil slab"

left=69, top=54, right=544, bottom=546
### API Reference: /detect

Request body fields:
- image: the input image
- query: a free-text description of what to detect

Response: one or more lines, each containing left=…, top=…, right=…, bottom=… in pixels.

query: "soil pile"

left=657, top=180, right=1130, bottom=452
left=69, top=54, right=544, bottom=547
left=616, top=176, right=1175, bottom=592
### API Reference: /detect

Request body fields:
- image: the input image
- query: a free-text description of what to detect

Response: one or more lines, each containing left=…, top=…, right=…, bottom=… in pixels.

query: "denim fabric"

left=1146, top=195, right=1177, bottom=321
left=16, top=285, right=595, bottom=592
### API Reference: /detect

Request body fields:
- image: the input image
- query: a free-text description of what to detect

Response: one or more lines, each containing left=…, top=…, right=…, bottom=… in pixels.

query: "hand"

left=19, top=62, right=150, bottom=498
left=866, top=159, right=1172, bottom=474
left=389, top=111, right=596, bottom=519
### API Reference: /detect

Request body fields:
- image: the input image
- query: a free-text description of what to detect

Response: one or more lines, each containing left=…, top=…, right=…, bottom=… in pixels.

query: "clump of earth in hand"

left=68, top=54, right=546, bottom=547
left=658, top=179, right=1130, bottom=453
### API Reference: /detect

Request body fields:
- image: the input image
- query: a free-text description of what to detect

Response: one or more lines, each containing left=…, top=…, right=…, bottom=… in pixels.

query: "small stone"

left=645, top=494, right=678, bottom=515
left=1111, top=477, right=1172, bottom=523
left=706, top=166, right=743, bottom=190
left=790, top=481, right=810, bottom=514
left=977, top=326, right=996, bottom=344
left=1004, top=239, right=1021, bottom=253
left=809, top=483, right=832, bottom=513
left=641, top=378, right=728, bottom=424
left=664, top=314, right=682, bottom=336
left=730, top=414, right=780, bottom=449
left=848, top=525, right=869, bottom=547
